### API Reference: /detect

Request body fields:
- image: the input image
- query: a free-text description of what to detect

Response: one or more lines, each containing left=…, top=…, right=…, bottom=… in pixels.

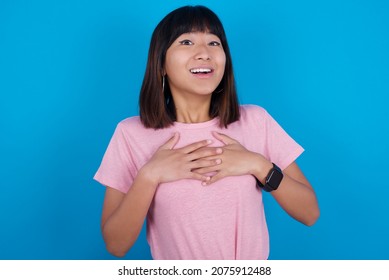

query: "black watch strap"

left=256, top=163, right=283, bottom=192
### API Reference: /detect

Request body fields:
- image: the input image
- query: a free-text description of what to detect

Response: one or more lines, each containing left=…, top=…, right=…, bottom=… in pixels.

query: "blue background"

left=1, top=0, right=388, bottom=260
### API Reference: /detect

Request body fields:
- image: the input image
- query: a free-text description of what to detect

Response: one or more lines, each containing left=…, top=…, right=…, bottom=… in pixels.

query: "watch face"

left=266, top=169, right=283, bottom=190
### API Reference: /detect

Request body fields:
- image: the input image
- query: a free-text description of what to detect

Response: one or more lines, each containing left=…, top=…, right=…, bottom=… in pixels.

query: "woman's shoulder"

left=239, top=104, right=268, bottom=119
left=116, top=116, right=145, bottom=131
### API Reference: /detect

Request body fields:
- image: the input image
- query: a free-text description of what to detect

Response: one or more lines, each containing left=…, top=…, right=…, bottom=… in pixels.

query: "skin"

left=101, top=32, right=320, bottom=257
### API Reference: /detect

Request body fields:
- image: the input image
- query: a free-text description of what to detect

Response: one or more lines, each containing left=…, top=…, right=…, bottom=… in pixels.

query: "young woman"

left=94, top=5, right=319, bottom=260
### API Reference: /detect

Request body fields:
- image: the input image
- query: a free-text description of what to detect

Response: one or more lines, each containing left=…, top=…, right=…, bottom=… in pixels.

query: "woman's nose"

left=194, top=44, right=211, bottom=60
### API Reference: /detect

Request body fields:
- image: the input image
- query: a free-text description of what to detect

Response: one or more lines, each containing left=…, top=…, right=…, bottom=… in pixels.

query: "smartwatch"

left=256, top=163, right=283, bottom=192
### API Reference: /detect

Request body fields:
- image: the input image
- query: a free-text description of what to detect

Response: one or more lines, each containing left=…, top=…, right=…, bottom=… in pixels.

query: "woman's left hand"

left=194, top=132, right=271, bottom=185
left=195, top=133, right=320, bottom=226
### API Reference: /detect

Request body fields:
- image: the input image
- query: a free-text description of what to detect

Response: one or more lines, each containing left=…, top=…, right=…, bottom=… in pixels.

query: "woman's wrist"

left=250, top=153, right=273, bottom=185
left=137, top=165, right=160, bottom=190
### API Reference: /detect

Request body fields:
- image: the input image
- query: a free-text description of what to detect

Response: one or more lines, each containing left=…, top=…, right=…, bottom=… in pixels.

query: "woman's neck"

left=173, top=94, right=212, bottom=123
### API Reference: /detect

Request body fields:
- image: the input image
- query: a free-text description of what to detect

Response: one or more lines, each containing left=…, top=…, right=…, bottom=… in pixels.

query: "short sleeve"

left=263, top=109, right=304, bottom=170
left=93, top=122, right=136, bottom=193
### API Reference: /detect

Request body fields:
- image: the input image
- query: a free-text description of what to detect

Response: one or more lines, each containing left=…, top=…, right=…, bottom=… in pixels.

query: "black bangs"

left=171, top=6, right=224, bottom=38
left=161, top=5, right=226, bottom=48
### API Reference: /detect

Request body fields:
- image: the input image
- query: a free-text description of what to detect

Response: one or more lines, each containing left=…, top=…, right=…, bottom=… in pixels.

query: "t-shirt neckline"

left=173, top=117, right=219, bottom=129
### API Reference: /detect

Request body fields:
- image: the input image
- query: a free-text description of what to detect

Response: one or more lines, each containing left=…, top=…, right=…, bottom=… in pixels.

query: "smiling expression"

left=164, top=32, right=226, bottom=99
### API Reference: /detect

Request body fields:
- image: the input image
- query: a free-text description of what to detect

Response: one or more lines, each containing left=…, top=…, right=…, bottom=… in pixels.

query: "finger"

left=204, top=172, right=226, bottom=185
left=192, top=159, right=222, bottom=174
left=187, top=146, right=223, bottom=161
left=180, top=139, right=213, bottom=154
left=159, top=132, right=180, bottom=150
left=189, top=172, right=211, bottom=183
left=212, top=131, right=237, bottom=145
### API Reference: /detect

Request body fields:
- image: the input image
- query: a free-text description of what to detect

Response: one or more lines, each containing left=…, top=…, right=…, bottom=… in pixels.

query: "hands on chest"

left=143, top=131, right=270, bottom=186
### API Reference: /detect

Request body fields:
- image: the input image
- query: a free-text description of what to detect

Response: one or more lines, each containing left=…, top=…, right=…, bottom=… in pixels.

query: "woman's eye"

left=179, top=40, right=193, bottom=45
left=209, top=41, right=221, bottom=46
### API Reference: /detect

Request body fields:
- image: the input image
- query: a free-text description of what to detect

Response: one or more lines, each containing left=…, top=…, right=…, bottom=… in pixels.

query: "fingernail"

left=216, top=159, right=222, bottom=164
left=206, top=139, right=213, bottom=144
left=216, top=148, right=223, bottom=154
left=202, top=177, right=211, bottom=186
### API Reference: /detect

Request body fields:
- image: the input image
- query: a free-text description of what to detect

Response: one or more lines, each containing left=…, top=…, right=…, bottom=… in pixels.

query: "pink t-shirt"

left=94, top=105, right=304, bottom=260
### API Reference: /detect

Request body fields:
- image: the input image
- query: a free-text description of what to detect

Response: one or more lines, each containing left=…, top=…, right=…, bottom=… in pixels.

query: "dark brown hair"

left=139, top=5, right=240, bottom=129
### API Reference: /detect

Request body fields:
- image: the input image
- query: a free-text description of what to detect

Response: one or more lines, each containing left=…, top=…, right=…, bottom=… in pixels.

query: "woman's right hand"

left=101, top=133, right=222, bottom=257
left=139, top=132, right=223, bottom=186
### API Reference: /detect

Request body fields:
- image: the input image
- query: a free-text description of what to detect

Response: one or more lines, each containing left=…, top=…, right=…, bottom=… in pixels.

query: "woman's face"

left=164, top=32, right=226, bottom=99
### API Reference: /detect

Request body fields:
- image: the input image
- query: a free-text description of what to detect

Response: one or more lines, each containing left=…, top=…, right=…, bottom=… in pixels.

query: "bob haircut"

left=139, top=5, right=240, bottom=129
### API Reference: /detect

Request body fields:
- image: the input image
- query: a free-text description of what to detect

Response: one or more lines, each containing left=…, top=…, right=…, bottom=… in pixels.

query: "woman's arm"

left=101, top=133, right=223, bottom=257
left=196, top=132, right=320, bottom=226
left=256, top=161, right=320, bottom=226
left=101, top=171, right=158, bottom=257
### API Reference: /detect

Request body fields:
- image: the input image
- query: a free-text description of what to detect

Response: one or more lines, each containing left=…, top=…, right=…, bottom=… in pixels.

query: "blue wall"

left=1, top=0, right=388, bottom=259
